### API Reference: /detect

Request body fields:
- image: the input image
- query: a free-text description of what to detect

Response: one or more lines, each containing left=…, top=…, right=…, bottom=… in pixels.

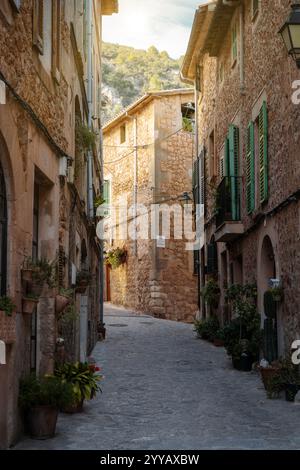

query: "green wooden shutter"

left=193, top=158, right=200, bottom=205
left=259, top=101, right=268, bottom=203
left=246, top=122, right=255, bottom=214
left=224, top=137, right=230, bottom=177
left=228, top=125, right=239, bottom=220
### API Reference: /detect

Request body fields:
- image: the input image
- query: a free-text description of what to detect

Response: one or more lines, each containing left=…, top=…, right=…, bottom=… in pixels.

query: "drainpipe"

left=194, top=84, right=202, bottom=314
left=133, top=116, right=138, bottom=256
left=87, top=0, right=94, bottom=219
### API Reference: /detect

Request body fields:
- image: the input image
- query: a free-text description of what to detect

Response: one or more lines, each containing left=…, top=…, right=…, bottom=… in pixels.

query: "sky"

left=102, top=0, right=207, bottom=59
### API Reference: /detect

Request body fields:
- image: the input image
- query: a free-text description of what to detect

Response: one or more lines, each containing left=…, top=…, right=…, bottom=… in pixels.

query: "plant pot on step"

left=232, top=354, right=253, bottom=372
left=55, top=294, right=71, bottom=314
left=61, top=398, right=84, bottom=414
left=284, top=384, right=299, bottom=402
left=260, top=367, right=281, bottom=391
left=25, top=406, right=58, bottom=439
left=0, top=310, right=16, bottom=344
left=22, top=297, right=39, bottom=314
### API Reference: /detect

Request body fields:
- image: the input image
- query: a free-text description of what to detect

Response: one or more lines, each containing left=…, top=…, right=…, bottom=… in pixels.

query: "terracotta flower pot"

left=55, top=294, right=71, bottom=314
left=213, top=338, right=224, bottom=347
left=0, top=310, right=16, bottom=344
left=21, top=268, right=35, bottom=283
left=61, top=398, right=84, bottom=414
left=260, top=367, right=281, bottom=391
left=22, top=297, right=39, bottom=314
left=25, top=406, right=58, bottom=439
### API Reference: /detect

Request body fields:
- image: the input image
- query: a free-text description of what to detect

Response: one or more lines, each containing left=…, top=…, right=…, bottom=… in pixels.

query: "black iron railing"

left=216, top=176, right=242, bottom=229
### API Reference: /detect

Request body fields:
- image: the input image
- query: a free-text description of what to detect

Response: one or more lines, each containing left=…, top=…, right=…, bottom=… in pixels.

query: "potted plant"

left=75, top=270, right=92, bottom=294
left=193, top=316, right=219, bottom=341
left=259, top=359, right=282, bottom=392
left=22, top=257, right=56, bottom=297
left=0, top=296, right=17, bottom=344
left=224, top=283, right=262, bottom=371
left=213, top=328, right=225, bottom=347
left=19, top=375, right=73, bottom=439
left=55, top=288, right=73, bottom=314
left=22, top=294, right=39, bottom=314
left=268, top=286, right=283, bottom=303
left=268, top=359, right=300, bottom=402
left=201, top=278, right=220, bottom=308
left=105, top=247, right=127, bottom=269
left=54, top=361, right=102, bottom=413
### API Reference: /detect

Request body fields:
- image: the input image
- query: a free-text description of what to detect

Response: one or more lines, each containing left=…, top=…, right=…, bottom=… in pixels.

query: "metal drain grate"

left=108, top=324, right=128, bottom=327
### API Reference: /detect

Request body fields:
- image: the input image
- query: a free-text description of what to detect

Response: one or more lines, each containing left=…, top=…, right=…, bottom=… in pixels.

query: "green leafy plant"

left=19, top=375, right=74, bottom=410
left=268, top=286, right=283, bottom=302
left=54, top=362, right=102, bottom=403
left=24, top=293, right=39, bottom=301
left=182, top=117, right=193, bottom=133
left=0, top=296, right=16, bottom=317
left=75, top=118, right=97, bottom=153
left=194, top=316, right=219, bottom=341
left=201, top=279, right=220, bottom=307
left=23, top=257, right=56, bottom=288
left=105, top=247, right=127, bottom=269
left=76, top=269, right=92, bottom=286
left=223, top=283, right=262, bottom=362
left=59, top=287, right=74, bottom=299
left=94, top=195, right=106, bottom=208
left=267, top=359, right=300, bottom=400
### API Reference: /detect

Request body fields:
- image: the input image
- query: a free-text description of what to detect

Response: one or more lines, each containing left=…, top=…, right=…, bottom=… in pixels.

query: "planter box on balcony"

left=0, top=310, right=16, bottom=344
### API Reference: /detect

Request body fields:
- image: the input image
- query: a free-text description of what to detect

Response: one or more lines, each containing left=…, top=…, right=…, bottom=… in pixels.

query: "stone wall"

left=195, top=0, right=300, bottom=353
left=104, top=91, right=198, bottom=322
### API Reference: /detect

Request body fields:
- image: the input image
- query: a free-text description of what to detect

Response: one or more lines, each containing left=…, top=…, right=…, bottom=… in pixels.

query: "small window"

left=120, top=124, right=126, bottom=144
left=231, top=21, right=238, bottom=65
left=252, top=0, right=259, bottom=20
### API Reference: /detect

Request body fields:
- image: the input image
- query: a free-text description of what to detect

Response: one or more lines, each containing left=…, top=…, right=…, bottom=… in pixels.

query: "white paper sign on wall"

left=156, top=236, right=166, bottom=248
left=0, top=341, right=6, bottom=365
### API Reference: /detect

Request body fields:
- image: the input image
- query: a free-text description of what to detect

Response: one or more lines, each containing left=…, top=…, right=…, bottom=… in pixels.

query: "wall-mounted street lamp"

left=178, top=192, right=192, bottom=208
left=279, top=4, right=300, bottom=68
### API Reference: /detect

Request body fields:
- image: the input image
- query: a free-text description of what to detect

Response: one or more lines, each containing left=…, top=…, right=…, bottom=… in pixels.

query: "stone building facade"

left=103, top=90, right=198, bottom=322
left=182, top=0, right=300, bottom=355
left=0, top=0, right=118, bottom=449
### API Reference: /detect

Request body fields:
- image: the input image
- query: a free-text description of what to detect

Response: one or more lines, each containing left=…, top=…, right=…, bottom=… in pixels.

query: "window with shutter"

left=52, top=0, right=61, bottom=83
left=207, top=242, right=218, bottom=274
left=228, top=125, right=239, bottom=220
left=246, top=122, right=255, bottom=214
left=33, top=0, right=44, bottom=55
left=259, top=101, right=268, bottom=203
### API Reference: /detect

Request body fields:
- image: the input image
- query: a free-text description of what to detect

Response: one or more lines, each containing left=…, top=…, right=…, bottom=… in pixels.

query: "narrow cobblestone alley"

left=16, top=304, right=300, bottom=450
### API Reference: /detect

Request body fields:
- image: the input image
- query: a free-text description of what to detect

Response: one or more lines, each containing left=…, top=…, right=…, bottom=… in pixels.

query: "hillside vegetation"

left=102, top=43, right=190, bottom=123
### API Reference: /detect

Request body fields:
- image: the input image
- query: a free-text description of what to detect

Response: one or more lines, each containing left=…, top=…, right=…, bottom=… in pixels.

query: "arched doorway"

left=259, top=235, right=279, bottom=361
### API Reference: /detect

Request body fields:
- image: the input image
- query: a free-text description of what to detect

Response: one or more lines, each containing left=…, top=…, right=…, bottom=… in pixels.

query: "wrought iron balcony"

left=215, top=176, right=244, bottom=242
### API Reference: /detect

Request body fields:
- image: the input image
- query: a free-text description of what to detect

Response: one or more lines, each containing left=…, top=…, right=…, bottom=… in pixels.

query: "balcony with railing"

left=215, top=176, right=244, bottom=242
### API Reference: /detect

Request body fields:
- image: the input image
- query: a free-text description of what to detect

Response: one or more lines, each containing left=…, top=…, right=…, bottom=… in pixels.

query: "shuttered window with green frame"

left=259, top=101, right=268, bottom=204
left=228, top=124, right=239, bottom=220
left=246, top=122, right=255, bottom=214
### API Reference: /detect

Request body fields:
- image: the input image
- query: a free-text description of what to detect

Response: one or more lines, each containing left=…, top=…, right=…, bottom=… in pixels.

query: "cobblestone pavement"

left=16, top=303, right=300, bottom=450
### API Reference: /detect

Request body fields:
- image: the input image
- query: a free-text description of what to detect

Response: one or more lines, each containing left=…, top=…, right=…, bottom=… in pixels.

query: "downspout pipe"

left=133, top=115, right=138, bottom=256
left=87, top=0, right=94, bottom=219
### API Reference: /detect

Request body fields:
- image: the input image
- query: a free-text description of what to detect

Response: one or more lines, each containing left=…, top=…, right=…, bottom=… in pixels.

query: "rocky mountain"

left=101, top=43, right=190, bottom=123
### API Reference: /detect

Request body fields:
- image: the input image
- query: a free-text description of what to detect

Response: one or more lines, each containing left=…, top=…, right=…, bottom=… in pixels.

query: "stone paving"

left=16, top=303, right=300, bottom=450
